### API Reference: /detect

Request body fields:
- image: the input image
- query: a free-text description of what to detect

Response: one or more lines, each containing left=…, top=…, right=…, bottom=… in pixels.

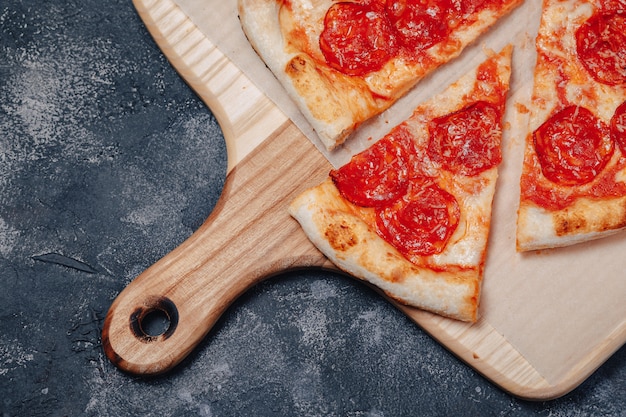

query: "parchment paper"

left=175, top=0, right=626, bottom=384
left=177, top=0, right=527, bottom=167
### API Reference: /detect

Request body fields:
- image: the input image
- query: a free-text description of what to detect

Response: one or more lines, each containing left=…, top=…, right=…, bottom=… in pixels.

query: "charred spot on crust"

left=387, top=267, right=406, bottom=283
left=555, top=212, right=587, bottom=236
left=286, top=55, right=308, bottom=76
left=555, top=204, right=626, bottom=237
left=325, top=220, right=358, bottom=252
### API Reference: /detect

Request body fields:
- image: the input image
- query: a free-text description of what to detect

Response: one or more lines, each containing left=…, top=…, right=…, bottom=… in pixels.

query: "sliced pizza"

left=516, top=0, right=626, bottom=251
left=238, top=0, right=523, bottom=150
left=289, top=46, right=513, bottom=322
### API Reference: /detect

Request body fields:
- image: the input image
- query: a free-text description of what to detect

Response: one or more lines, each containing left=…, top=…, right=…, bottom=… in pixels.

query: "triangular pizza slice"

left=516, top=0, right=626, bottom=251
left=289, top=46, right=513, bottom=322
left=238, top=0, right=523, bottom=150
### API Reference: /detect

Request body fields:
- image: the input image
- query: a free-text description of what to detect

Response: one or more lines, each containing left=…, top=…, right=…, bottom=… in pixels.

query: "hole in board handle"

left=130, top=297, right=179, bottom=342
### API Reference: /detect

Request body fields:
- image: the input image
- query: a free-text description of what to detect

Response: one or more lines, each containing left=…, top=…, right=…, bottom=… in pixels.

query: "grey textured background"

left=1, top=1, right=625, bottom=416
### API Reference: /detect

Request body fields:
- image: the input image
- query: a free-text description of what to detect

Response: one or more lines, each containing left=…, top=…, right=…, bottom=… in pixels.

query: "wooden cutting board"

left=102, top=0, right=626, bottom=400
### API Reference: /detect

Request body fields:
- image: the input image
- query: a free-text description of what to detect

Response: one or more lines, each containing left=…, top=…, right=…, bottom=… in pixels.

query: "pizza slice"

left=516, top=0, right=626, bottom=251
left=289, top=46, right=513, bottom=322
left=238, top=0, right=523, bottom=150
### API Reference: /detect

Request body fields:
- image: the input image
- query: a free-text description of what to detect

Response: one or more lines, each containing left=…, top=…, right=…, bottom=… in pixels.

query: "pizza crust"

left=289, top=179, right=481, bottom=322
left=238, top=0, right=523, bottom=150
left=238, top=0, right=357, bottom=149
left=517, top=196, right=626, bottom=251
left=516, top=0, right=626, bottom=251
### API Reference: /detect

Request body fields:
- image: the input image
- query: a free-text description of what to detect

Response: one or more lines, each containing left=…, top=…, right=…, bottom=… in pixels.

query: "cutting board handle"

left=102, top=123, right=333, bottom=375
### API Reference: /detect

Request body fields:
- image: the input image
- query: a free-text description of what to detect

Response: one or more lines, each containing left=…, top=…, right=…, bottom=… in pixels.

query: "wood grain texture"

left=103, top=119, right=334, bottom=374
left=100, top=0, right=626, bottom=400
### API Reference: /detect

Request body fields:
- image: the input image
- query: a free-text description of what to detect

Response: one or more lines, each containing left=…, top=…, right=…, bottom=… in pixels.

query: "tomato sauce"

left=520, top=2, right=626, bottom=211
left=521, top=154, right=626, bottom=211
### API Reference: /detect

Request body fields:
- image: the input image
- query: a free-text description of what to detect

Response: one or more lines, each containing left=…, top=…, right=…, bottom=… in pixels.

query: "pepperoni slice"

left=330, top=128, right=414, bottom=207
left=611, top=101, right=626, bottom=154
left=427, top=101, right=503, bottom=176
left=376, top=182, right=460, bottom=257
left=385, top=0, right=451, bottom=52
left=575, top=11, right=626, bottom=86
left=320, top=2, right=398, bottom=76
left=533, top=106, right=613, bottom=186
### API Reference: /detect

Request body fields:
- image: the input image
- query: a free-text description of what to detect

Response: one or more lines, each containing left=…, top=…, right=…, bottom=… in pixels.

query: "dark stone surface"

left=1, top=1, right=624, bottom=416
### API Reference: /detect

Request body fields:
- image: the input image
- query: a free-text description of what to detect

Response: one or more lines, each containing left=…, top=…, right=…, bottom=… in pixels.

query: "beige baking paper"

left=176, top=0, right=522, bottom=167
left=175, top=0, right=626, bottom=385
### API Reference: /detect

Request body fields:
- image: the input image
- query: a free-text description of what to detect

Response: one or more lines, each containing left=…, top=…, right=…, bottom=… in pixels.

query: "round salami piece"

left=320, top=2, right=398, bottom=76
left=427, top=101, right=502, bottom=176
left=533, top=106, right=614, bottom=186
left=575, top=11, right=626, bottom=86
left=330, top=128, right=414, bottom=207
left=376, top=182, right=460, bottom=257
left=385, top=0, right=451, bottom=52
